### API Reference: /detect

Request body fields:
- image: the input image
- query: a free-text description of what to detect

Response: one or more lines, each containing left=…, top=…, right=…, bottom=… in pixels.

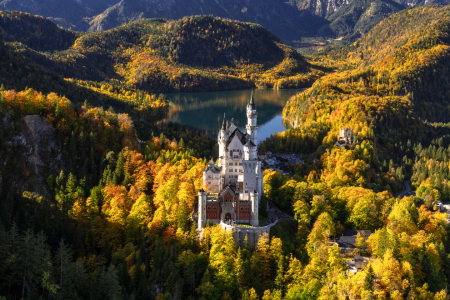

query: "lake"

left=163, top=89, right=303, bottom=143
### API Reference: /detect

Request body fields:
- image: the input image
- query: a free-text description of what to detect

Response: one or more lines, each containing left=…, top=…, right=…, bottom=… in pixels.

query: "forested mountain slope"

left=285, top=5, right=450, bottom=124
left=0, top=11, right=80, bottom=52
left=3, top=6, right=450, bottom=300
left=250, top=8, right=450, bottom=297
left=260, top=5, right=450, bottom=193
left=87, top=0, right=332, bottom=44
left=90, top=0, right=450, bottom=44
left=2, top=0, right=448, bottom=44
left=0, top=87, right=218, bottom=300
left=0, top=0, right=118, bottom=30
left=0, top=12, right=326, bottom=94
left=288, top=0, right=450, bottom=42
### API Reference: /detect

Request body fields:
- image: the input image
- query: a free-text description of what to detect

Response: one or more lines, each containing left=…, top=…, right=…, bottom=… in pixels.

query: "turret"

left=218, top=113, right=227, bottom=167
left=250, top=190, right=259, bottom=226
left=246, top=92, right=258, bottom=146
left=198, top=189, right=207, bottom=229
left=219, top=113, right=227, bottom=141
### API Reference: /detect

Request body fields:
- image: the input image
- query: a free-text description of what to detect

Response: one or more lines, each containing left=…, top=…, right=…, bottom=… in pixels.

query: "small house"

left=335, top=229, right=371, bottom=252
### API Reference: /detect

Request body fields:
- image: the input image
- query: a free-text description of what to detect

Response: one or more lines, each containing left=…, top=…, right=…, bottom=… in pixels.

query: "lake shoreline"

left=162, top=88, right=305, bottom=143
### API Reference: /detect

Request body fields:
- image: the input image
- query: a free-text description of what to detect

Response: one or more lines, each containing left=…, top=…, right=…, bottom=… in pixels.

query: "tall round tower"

left=218, top=113, right=228, bottom=175
left=198, top=189, right=207, bottom=229
left=246, top=92, right=258, bottom=146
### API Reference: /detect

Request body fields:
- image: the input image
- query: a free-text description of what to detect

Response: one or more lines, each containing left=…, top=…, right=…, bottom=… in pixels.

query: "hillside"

left=2, top=0, right=449, bottom=45
left=0, top=0, right=118, bottom=30
left=290, top=0, right=450, bottom=44
left=0, top=13, right=326, bottom=94
left=3, top=7, right=450, bottom=300
left=0, top=11, right=80, bottom=52
left=87, top=0, right=332, bottom=44
left=258, top=5, right=450, bottom=194
left=0, top=37, right=169, bottom=121
left=284, top=5, right=450, bottom=131
left=90, top=0, right=450, bottom=45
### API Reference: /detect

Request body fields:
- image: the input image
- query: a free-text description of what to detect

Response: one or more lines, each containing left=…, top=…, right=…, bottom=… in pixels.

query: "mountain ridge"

left=3, top=0, right=449, bottom=45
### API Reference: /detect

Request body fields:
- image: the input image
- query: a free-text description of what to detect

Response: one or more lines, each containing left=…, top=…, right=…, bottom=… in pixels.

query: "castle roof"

left=244, top=140, right=256, bottom=147
left=222, top=113, right=226, bottom=130
left=205, top=161, right=222, bottom=174
left=228, top=124, right=237, bottom=133
left=221, top=185, right=237, bottom=197
left=226, top=127, right=249, bottom=147
left=247, top=92, right=255, bottom=111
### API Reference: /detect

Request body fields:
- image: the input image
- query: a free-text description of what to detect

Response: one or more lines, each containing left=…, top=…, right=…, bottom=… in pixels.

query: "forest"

left=2, top=4, right=450, bottom=300
left=0, top=12, right=326, bottom=95
left=1, top=85, right=449, bottom=299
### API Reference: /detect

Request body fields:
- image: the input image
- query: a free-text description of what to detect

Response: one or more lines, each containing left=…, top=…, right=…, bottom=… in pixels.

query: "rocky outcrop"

left=0, top=114, right=63, bottom=198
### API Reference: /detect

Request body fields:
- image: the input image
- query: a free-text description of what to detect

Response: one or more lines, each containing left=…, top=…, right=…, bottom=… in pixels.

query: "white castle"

left=198, top=93, right=264, bottom=228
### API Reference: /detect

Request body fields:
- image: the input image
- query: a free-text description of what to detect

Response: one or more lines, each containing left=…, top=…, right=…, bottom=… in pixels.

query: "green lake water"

left=163, top=89, right=303, bottom=143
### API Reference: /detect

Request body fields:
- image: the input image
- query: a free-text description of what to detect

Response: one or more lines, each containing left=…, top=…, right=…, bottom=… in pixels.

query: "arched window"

left=240, top=207, right=243, bottom=210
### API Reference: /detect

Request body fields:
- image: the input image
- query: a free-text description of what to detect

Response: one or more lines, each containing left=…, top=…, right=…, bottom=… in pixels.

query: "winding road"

left=394, top=180, right=412, bottom=198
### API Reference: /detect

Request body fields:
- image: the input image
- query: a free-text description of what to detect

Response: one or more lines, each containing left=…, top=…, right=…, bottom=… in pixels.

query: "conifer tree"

left=115, top=152, right=125, bottom=182
left=364, top=264, right=375, bottom=292
left=54, top=239, right=76, bottom=299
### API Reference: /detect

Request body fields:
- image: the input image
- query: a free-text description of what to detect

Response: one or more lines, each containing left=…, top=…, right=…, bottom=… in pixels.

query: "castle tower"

left=250, top=190, right=259, bottom=226
left=246, top=92, right=258, bottom=146
left=198, top=189, right=207, bottom=229
left=244, top=140, right=257, bottom=161
left=218, top=113, right=228, bottom=181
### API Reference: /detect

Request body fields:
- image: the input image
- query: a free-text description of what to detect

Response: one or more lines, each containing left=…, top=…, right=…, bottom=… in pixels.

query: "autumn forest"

left=2, top=4, right=450, bottom=300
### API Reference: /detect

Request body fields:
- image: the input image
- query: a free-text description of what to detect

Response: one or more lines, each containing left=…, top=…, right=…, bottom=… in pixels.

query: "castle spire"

left=248, top=91, right=255, bottom=110
left=222, top=113, right=226, bottom=130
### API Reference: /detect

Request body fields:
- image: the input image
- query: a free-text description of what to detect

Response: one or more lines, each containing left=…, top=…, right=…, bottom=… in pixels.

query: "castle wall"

left=204, top=170, right=221, bottom=193
left=220, top=220, right=278, bottom=248
left=206, top=203, right=220, bottom=220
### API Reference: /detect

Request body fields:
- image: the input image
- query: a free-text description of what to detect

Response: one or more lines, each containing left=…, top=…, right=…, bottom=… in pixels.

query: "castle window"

left=246, top=207, right=249, bottom=210
left=240, top=207, right=243, bottom=210
left=208, top=214, right=210, bottom=217
left=214, top=214, right=216, bottom=217
left=246, top=214, right=249, bottom=217
left=225, top=199, right=228, bottom=203
left=207, top=206, right=211, bottom=210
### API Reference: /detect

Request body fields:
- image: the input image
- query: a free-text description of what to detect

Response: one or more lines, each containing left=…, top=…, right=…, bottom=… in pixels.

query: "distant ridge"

left=2, top=0, right=449, bottom=45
